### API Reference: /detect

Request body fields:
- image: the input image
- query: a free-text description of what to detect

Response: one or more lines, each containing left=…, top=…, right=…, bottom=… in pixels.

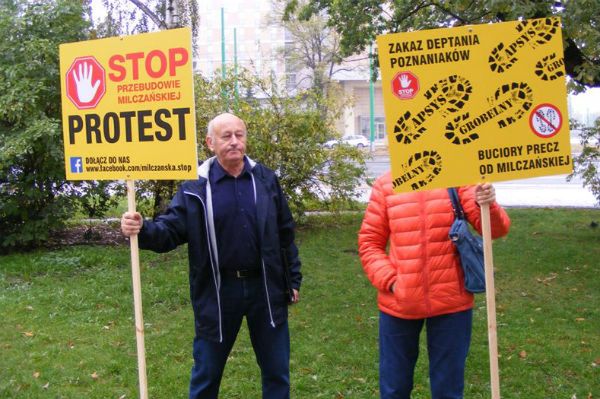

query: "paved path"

left=494, top=174, right=597, bottom=208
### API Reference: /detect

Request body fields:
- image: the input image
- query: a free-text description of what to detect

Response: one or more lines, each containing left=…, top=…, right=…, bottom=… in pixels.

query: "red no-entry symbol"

left=391, top=71, right=419, bottom=100
left=65, top=56, right=106, bottom=110
left=529, top=103, right=562, bottom=138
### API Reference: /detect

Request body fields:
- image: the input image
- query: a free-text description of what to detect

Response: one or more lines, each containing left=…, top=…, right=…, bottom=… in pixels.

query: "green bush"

left=0, top=1, right=91, bottom=252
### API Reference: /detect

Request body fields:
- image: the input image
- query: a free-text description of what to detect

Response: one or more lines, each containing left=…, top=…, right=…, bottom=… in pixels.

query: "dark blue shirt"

left=209, top=158, right=260, bottom=270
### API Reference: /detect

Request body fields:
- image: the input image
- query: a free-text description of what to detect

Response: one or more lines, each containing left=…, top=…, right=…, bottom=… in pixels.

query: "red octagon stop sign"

left=65, top=56, right=106, bottom=110
left=391, top=71, right=419, bottom=100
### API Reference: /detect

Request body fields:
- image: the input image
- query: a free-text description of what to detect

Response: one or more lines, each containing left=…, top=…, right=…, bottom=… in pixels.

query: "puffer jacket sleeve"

left=358, top=176, right=395, bottom=293
left=458, top=186, right=511, bottom=239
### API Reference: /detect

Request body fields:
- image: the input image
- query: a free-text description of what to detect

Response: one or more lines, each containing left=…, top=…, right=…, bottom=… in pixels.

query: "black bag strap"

left=447, top=187, right=465, bottom=220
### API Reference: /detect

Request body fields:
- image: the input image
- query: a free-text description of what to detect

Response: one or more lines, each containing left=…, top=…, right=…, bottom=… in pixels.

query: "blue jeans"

left=189, top=275, right=290, bottom=399
left=379, top=309, right=473, bottom=399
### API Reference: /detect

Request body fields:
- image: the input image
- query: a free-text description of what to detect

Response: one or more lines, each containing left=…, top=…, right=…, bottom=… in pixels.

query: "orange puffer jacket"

left=358, top=172, right=511, bottom=320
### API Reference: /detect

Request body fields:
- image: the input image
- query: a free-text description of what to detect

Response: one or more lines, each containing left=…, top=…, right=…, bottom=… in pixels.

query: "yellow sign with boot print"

left=377, top=17, right=572, bottom=192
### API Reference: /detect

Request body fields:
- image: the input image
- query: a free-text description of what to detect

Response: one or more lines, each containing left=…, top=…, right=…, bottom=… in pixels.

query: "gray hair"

left=207, top=118, right=216, bottom=137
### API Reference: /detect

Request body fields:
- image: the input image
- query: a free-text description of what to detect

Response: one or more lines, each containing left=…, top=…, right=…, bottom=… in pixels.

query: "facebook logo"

left=70, top=157, right=83, bottom=173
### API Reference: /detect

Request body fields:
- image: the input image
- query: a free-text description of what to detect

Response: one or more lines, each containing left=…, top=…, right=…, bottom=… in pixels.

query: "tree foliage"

left=569, top=120, right=600, bottom=206
left=289, top=0, right=600, bottom=89
left=91, top=0, right=200, bottom=55
left=0, top=0, right=93, bottom=252
left=270, top=1, right=343, bottom=96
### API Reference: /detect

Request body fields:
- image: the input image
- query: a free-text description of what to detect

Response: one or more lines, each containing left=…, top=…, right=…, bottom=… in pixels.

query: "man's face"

left=206, top=114, right=247, bottom=166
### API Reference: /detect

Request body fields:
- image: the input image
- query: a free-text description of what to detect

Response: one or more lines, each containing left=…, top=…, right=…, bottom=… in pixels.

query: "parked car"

left=323, top=135, right=370, bottom=149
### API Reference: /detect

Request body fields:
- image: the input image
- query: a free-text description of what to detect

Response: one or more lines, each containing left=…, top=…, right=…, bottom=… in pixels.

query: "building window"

left=286, top=73, right=297, bottom=90
left=359, top=116, right=386, bottom=140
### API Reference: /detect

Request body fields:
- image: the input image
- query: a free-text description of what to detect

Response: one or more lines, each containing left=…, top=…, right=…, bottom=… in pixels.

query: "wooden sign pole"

left=481, top=203, right=501, bottom=399
left=127, top=179, right=148, bottom=399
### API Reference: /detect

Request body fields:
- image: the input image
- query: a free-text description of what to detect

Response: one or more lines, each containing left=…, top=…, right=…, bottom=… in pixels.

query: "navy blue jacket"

left=137, top=156, right=302, bottom=342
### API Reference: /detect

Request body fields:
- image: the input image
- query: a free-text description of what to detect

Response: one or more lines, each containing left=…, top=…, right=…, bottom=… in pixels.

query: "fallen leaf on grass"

left=33, top=371, right=40, bottom=379
left=519, top=350, right=527, bottom=359
left=22, top=331, right=34, bottom=337
left=102, top=320, right=116, bottom=330
left=91, top=371, right=99, bottom=380
left=575, top=318, right=586, bottom=322
left=42, top=382, right=50, bottom=389
left=537, top=272, right=558, bottom=285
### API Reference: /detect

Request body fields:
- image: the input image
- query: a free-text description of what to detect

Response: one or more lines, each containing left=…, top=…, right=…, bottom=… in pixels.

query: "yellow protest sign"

left=60, top=28, right=197, bottom=181
left=377, top=17, right=572, bottom=192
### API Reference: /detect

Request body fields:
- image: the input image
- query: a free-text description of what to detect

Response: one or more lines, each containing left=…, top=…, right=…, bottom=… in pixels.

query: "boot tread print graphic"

left=493, top=81, right=533, bottom=127
left=489, top=18, right=560, bottom=73
left=535, top=52, right=565, bottom=81
left=524, top=18, right=560, bottom=46
left=392, top=150, right=443, bottom=191
left=445, top=113, right=479, bottom=145
left=445, top=81, right=533, bottom=145
left=394, top=75, right=472, bottom=145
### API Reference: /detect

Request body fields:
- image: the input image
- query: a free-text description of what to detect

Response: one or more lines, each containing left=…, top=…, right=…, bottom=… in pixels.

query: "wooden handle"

left=481, top=203, right=501, bottom=399
left=127, top=180, right=148, bottom=399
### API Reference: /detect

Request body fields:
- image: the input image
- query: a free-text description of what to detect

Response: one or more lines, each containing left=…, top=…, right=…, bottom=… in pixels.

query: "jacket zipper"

left=184, top=191, right=223, bottom=343
left=261, top=259, right=276, bottom=327
left=250, top=174, right=276, bottom=328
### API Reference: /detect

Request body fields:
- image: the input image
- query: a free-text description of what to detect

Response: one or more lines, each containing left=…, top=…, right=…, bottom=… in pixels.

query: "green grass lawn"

left=1, top=209, right=598, bottom=398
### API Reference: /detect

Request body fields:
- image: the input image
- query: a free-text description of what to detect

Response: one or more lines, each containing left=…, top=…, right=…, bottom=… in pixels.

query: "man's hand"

left=121, top=211, right=143, bottom=237
left=475, top=183, right=496, bottom=205
left=73, top=61, right=100, bottom=104
left=291, top=289, right=300, bottom=304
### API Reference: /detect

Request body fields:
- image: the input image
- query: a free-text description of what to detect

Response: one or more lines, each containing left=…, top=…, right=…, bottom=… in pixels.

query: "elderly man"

left=121, top=112, right=302, bottom=399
